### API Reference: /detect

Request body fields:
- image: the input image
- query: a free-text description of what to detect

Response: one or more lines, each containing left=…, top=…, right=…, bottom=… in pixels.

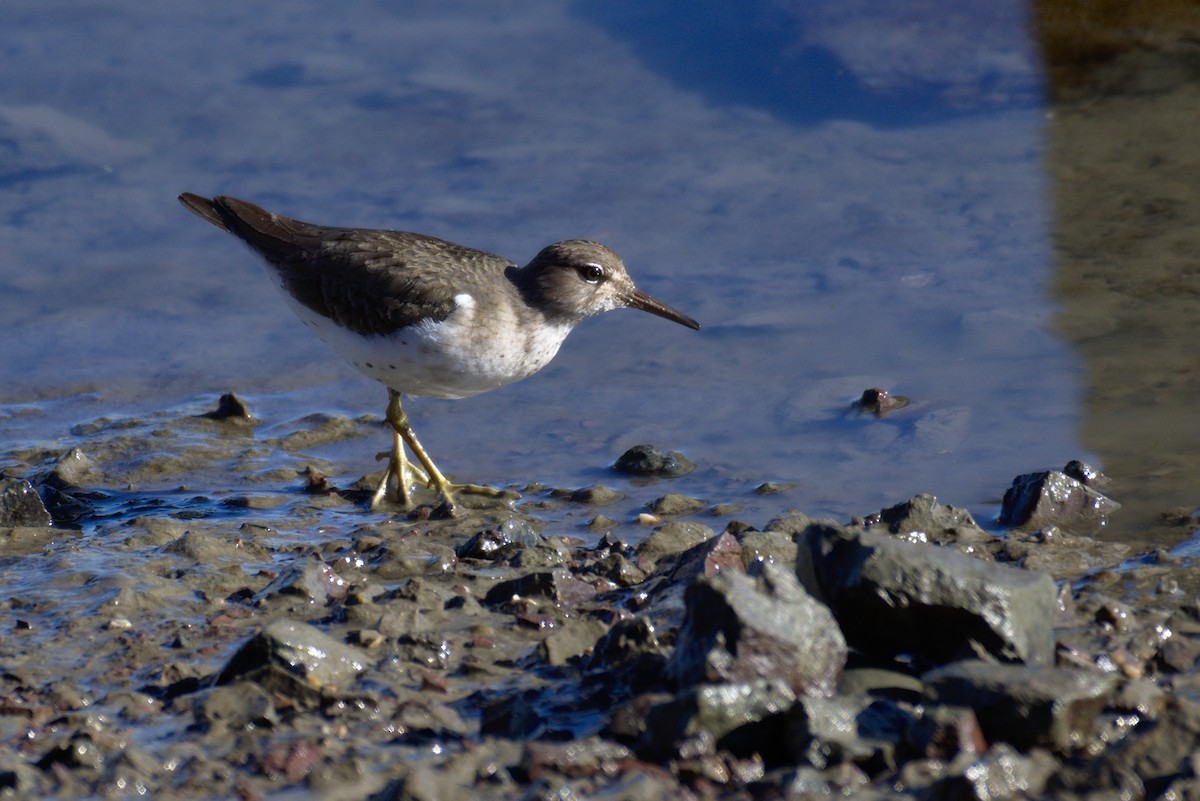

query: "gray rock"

left=253, top=556, right=349, bottom=606
left=867, top=494, right=992, bottom=547
left=665, top=562, right=846, bottom=696
left=649, top=493, right=706, bottom=516
left=614, top=444, right=696, bottom=477
left=637, top=521, right=715, bottom=566
left=483, top=567, right=595, bottom=606
left=929, top=744, right=1056, bottom=800
left=800, top=523, right=1057, bottom=665
left=197, top=682, right=277, bottom=731
left=786, top=694, right=912, bottom=773
left=0, top=480, right=51, bottom=527
left=216, top=619, right=369, bottom=691
left=999, top=469, right=1120, bottom=530
left=922, top=660, right=1118, bottom=750
left=637, top=679, right=796, bottom=761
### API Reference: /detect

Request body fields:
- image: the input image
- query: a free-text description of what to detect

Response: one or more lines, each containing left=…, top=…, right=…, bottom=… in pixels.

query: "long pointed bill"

left=626, top=289, right=701, bottom=330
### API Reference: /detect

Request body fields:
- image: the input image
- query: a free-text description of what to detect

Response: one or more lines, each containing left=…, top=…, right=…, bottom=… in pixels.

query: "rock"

left=253, top=556, right=349, bottom=605
left=905, top=706, right=987, bottom=760
left=665, top=562, right=846, bottom=697
left=483, top=568, right=596, bottom=607
left=636, top=679, right=796, bottom=761
left=614, top=444, right=696, bottom=477
left=455, top=519, right=542, bottom=561
left=0, top=480, right=51, bottom=527
left=786, top=694, right=912, bottom=773
left=216, top=619, right=369, bottom=691
left=866, top=494, right=992, bottom=547
left=562, top=485, right=625, bottom=505
left=0, top=749, right=46, bottom=797
left=197, top=682, right=277, bottom=731
left=198, top=391, right=253, bottom=421
left=999, top=469, right=1120, bottom=531
left=800, top=523, right=1057, bottom=665
left=738, top=530, right=799, bottom=571
left=637, top=521, right=715, bottom=567
left=45, top=447, right=100, bottom=488
left=649, top=493, right=706, bottom=516
left=590, top=616, right=665, bottom=669
left=480, top=689, right=545, bottom=739
left=520, top=737, right=633, bottom=780
left=922, top=660, right=1118, bottom=750
left=538, top=617, right=610, bottom=666
left=928, top=744, right=1056, bottom=800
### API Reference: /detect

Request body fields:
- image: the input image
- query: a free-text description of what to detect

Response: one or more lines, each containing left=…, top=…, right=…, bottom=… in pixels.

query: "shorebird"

left=179, top=193, right=699, bottom=515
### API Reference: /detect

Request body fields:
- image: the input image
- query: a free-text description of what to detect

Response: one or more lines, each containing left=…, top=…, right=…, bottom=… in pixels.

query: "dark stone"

left=786, top=695, right=912, bottom=774
left=929, top=744, right=1056, bottom=800
left=197, top=682, right=277, bottom=731
left=0, top=480, right=51, bottom=527
left=199, top=391, right=253, bottom=421
left=800, top=523, right=1057, bottom=666
left=867, top=494, right=991, bottom=547
left=216, top=619, right=369, bottom=691
left=613, top=444, right=695, bottom=477
left=253, top=556, right=348, bottom=606
left=922, top=660, right=1117, bottom=750
left=999, top=469, right=1120, bottom=530
left=480, top=689, right=545, bottom=739
left=665, top=562, right=846, bottom=696
left=906, top=706, right=987, bottom=760
left=636, top=679, right=795, bottom=762
left=483, top=568, right=595, bottom=607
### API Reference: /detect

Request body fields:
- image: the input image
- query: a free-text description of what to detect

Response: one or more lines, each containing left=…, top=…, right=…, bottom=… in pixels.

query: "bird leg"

left=379, top=389, right=502, bottom=515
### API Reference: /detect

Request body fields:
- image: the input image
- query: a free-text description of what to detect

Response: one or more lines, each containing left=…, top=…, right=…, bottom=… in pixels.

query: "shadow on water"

left=571, top=0, right=1041, bottom=127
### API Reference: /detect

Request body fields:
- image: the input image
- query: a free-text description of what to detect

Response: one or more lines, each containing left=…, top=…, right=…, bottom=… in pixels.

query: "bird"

left=178, top=193, right=700, bottom=515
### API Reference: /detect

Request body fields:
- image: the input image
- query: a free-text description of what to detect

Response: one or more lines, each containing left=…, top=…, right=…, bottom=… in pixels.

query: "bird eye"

left=579, top=263, right=605, bottom=284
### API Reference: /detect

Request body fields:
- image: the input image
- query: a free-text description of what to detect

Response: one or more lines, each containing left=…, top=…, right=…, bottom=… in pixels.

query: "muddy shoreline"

left=1, top=391, right=1198, bottom=800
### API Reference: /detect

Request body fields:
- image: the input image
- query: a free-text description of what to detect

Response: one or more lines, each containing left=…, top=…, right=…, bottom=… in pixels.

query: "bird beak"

left=627, top=289, right=701, bottom=330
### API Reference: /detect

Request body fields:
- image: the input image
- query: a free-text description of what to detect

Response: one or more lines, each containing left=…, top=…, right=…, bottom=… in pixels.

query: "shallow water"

left=0, top=2, right=1193, bottom=543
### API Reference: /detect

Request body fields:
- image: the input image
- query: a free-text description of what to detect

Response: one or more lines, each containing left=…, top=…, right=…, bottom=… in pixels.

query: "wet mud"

left=1, top=388, right=1198, bottom=801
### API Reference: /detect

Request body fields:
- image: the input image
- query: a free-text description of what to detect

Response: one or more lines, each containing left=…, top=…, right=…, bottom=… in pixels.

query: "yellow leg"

left=381, top=389, right=502, bottom=514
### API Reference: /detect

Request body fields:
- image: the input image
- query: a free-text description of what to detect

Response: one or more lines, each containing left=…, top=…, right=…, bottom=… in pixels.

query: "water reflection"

left=0, top=1, right=1126, bottom=537
left=1035, top=0, right=1200, bottom=542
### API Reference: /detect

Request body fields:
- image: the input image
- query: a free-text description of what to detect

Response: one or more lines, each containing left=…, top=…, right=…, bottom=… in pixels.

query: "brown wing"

left=178, top=193, right=514, bottom=336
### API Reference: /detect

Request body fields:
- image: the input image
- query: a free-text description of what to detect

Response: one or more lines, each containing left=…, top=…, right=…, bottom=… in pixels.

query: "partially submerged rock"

left=613, top=444, right=696, bottom=478
left=1000, top=466, right=1120, bottom=531
left=216, top=619, right=370, bottom=692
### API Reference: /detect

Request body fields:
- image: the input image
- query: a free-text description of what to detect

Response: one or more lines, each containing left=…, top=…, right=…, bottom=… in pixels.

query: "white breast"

left=283, top=291, right=575, bottom=400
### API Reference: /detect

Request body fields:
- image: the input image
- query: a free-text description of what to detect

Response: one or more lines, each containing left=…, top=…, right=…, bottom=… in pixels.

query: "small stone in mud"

left=45, top=447, right=100, bottom=489
left=649, top=493, right=707, bottom=516
left=854, top=387, right=911, bottom=417
left=199, top=391, right=254, bottom=421
left=0, top=480, right=52, bottom=527
left=613, top=444, right=696, bottom=477
left=216, top=619, right=369, bottom=691
left=561, top=485, right=625, bottom=506
left=1062, top=459, right=1110, bottom=488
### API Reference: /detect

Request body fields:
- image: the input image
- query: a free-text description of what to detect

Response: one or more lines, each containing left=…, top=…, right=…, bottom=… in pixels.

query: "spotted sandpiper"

left=178, top=194, right=700, bottom=514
